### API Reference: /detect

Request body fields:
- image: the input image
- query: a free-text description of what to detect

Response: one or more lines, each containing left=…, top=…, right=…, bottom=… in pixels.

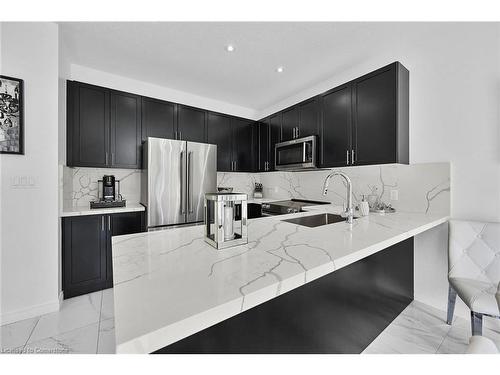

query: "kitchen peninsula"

left=111, top=204, right=449, bottom=354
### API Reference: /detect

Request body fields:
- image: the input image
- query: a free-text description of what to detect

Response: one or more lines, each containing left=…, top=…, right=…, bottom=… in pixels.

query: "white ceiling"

left=59, top=22, right=419, bottom=113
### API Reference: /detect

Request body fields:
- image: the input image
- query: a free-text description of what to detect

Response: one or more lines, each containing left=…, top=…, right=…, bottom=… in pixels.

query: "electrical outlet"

left=390, top=189, right=399, bottom=201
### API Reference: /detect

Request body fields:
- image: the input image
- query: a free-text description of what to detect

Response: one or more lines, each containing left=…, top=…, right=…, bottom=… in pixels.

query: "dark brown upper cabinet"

left=257, top=115, right=281, bottom=172
left=177, top=105, right=206, bottom=143
left=298, top=97, right=319, bottom=138
left=207, top=112, right=232, bottom=172
left=141, top=97, right=176, bottom=141
left=231, top=117, right=254, bottom=172
left=207, top=112, right=255, bottom=172
left=268, top=113, right=282, bottom=171
left=110, top=90, right=142, bottom=168
left=281, top=106, right=299, bottom=141
left=258, top=61, right=409, bottom=170
left=320, top=84, right=352, bottom=167
left=257, top=120, right=270, bottom=172
left=67, top=81, right=141, bottom=169
left=352, top=62, right=409, bottom=165
left=67, top=81, right=110, bottom=167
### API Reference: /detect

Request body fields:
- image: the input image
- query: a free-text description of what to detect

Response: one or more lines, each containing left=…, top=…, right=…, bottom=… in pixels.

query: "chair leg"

left=471, top=311, right=483, bottom=336
left=446, top=284, right=457, bottom=325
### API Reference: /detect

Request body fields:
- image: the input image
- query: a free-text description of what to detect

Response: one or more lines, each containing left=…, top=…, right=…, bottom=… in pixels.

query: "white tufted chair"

left=447, top=220, right=500, bottom=335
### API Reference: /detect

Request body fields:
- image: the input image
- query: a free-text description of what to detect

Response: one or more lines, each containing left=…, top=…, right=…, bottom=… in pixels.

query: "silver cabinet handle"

left=351, top=149, right=355, bottom=165
left=178, top=131, right=182, bottom=140
left=234, top=160, right=237, bottom=171
left=101, top=216, right=105, bottom=231
left=108, top=215, right=111, bottom=231
left=346, top=150, right=349, bottom=165
left=180, top=151, right=185, bottom=214
left=292, top=127, right=296, bottom=139
left=105, top=152, right=109, bottom=165
left=188, top=151, right=193, bottom=213
left=296, top=127, right=299, bottom=138
left=111, top=153, right=114, bottom=165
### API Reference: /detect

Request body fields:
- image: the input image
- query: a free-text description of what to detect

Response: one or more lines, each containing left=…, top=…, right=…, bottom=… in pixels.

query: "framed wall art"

left=0, top=75, right=24, bottom=154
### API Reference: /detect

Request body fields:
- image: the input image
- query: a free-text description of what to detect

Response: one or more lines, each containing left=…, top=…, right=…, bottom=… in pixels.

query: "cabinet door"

left=281, top=106, right=299, bottom=141
left=320, top=84, right=352, bottom=167
left=63, top=215, right=107, bottom=298
left=207, top=112, right=232, bottom=172
left=231, top=118, right=254, bottom=172
left=110, top=91, right=142, bottom=168
left=353, top=66, right=396, bottom=165
left=269, top=113, right=282, bottom=171
left=258, top=120, right=270, bottom=171
left=111, top=211, right=145, bottom=236
left=106, top=212, right=145, bottom=286
left=298, top=97, right=319, bottom=138
left=69, top=82, right=110, bottom=167
left=177, top=105, right=206, bottom=143
left=141, top=97, right=176, bottom=141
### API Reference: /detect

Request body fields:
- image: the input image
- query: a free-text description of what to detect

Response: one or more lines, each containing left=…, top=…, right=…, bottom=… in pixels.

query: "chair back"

left=448, top=219, right=500, bottom=284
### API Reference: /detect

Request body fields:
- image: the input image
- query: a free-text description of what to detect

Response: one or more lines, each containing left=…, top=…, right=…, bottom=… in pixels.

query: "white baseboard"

left=0, top=298, right=61, bottom=326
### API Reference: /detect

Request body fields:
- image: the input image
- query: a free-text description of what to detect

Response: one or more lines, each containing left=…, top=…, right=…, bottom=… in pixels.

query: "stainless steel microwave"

left=275, top=135, right=317, bottom=171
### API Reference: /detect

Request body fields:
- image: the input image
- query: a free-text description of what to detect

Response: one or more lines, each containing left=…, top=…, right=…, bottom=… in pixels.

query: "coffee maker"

left=103, top=175, right=117, bottom=201
left=90, top=175, right=126, bottom=209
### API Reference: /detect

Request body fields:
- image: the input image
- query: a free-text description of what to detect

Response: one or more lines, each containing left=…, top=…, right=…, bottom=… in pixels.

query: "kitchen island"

left=111, top=204, right=448, bottom=354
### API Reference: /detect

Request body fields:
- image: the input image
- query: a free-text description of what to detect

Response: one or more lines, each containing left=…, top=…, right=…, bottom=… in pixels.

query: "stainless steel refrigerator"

left=141, top=137, right=217, bottom=229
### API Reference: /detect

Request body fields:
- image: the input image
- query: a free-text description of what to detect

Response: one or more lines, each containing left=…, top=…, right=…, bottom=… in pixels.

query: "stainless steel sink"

left=282, top=213, right=347, bottom=228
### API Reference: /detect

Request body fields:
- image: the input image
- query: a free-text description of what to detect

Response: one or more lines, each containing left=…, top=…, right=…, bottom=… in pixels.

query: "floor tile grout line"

left=21, top=316, right=41, bottom=352
left=26, top=320, right=101, bottom=347
left=96, top=291, right=104, bottom=354
left=435, top=319, right=457, bottom=353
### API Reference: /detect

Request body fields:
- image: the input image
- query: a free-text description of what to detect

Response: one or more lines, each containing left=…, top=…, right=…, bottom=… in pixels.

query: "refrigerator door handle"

left=188, top=151, right=193, bottom=213
left=180, top=151, right=186, bottom=214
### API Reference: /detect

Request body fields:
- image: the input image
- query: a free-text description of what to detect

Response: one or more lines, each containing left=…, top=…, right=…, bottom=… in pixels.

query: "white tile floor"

left=1, top=289, right=115, bottom=354
left=363, top=300, right=500, bottom=354
left=1, top=292, right=499, bottom=354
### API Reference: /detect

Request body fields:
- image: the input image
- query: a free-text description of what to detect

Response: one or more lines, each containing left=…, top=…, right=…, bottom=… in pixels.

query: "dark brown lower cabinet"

left=62, top=211, right=145, bottom=299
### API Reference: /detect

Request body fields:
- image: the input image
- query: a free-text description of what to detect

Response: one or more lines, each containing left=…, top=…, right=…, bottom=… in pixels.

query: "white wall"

left=0, top=23, right=3, bottom=322
left=0, top=22, right=60, bottom=324
left=57, top=29, right=71, bottom=295
left=259, top=23, right=500, bottom=223
left=71, top=64, right=258, bottom=116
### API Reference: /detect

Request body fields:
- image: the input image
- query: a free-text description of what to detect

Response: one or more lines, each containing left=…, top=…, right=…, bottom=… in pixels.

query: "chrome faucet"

left=322, top=171, right=354, bottom=224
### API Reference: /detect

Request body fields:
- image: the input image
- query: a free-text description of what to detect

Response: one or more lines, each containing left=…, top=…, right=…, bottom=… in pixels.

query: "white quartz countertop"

left=111, top=204, right=449, bottom=353
left=60, top=203, right=145, bottom=217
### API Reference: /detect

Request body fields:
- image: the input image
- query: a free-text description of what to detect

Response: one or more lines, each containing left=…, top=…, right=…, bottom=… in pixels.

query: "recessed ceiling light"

left=226, top=45, right=235, bottom=52
left=276, top=66, right=284, bottom=73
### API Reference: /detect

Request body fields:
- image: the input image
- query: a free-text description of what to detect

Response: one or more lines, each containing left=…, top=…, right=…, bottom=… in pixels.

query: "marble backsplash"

left=62, top=166, right=141, bottom=208
left=219, top=163, right=450, bottom=215
left=216, top=172, right=260, bottom=197
left=62, top=163, right=450, bottom=215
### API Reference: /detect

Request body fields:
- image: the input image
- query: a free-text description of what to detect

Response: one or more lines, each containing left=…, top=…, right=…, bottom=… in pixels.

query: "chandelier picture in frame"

left=0, top=75, right=24, bottom=154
